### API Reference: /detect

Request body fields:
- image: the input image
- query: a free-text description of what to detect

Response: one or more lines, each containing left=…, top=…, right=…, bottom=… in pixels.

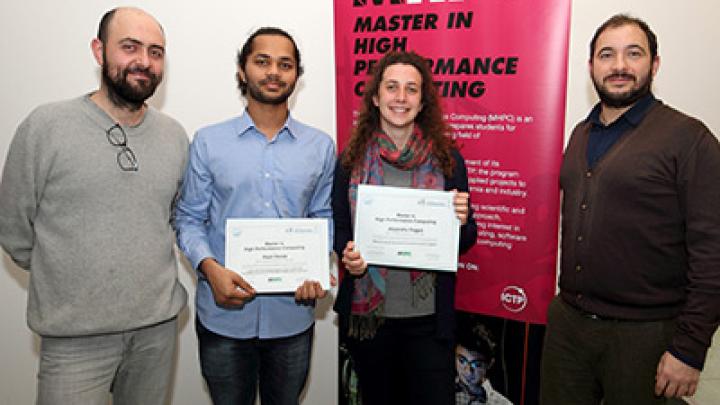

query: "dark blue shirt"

left=586, top=93, right=656, bottom=168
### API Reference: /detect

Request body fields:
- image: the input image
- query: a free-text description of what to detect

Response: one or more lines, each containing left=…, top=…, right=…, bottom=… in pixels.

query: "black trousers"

left=346, top=315, right=454, bottom=405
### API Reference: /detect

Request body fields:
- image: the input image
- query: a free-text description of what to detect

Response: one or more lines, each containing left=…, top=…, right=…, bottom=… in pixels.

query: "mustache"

left=260, top=76, right=286, bottom=87
left=604, top=72, right=636, bottom=81
left=125, top=66, right=156, bottom=80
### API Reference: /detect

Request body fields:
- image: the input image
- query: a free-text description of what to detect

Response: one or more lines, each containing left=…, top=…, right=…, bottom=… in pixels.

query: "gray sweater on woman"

left=0, top=95, right=188, bottom=336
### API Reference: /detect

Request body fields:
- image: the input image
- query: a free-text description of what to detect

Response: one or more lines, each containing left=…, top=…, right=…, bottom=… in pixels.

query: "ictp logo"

left=500, top=286, right=527, bottom=313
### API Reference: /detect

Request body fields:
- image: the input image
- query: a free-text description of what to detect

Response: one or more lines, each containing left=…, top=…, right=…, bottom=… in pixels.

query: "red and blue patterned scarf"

left=347, top=127, right=444, bottom=338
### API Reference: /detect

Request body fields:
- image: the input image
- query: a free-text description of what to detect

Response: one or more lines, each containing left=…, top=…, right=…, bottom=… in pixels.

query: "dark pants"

left=540, top=296, right=686, bottom=405
left=196, top=319, right=313, bottom=405
left=347, top=315, right=454, bottom=405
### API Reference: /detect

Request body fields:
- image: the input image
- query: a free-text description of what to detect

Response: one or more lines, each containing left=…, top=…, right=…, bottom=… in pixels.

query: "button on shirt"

left=175, top=111, right=336, bottom=339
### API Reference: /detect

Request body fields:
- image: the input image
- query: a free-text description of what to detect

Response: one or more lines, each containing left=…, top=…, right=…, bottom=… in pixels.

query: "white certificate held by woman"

left=354, top=184, right=460, bottom=271
left=225, top=218, right=329, bottom=293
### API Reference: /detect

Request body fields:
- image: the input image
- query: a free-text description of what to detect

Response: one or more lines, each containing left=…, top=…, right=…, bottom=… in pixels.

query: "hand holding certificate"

left=225, top=219, right=330, bottom=293
left=353, top=184, right=460, bottom=271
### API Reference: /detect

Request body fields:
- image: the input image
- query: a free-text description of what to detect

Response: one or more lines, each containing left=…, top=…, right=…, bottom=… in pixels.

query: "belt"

left=579, top=311, right=619, bottom=321
left=563, top=299, right=627, bottom=322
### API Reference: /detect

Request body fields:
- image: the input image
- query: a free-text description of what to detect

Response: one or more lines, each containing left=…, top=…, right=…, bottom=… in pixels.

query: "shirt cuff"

left=188, top=244, right=216, bottom=271
left=668, top=346, right=703, bottom=371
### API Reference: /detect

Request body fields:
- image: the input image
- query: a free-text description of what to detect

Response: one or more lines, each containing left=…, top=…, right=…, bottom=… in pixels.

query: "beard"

left=102, top=52, right=162, bottom=111
left=245, top=76, right=295, bottom=105
left=593, top=70, right=652, bottom=108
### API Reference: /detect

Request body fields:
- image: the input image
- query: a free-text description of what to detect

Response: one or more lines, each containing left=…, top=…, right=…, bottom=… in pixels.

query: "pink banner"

left=334, top=0, right=570, bottom=324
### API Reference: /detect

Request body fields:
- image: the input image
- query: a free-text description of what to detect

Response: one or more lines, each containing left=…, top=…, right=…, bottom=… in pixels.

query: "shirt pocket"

left=273, top=170, right=319, bottom=217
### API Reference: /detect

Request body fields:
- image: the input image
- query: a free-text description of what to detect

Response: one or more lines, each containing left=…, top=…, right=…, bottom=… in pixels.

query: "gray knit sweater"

left=0, top=95, right=188, bottom=336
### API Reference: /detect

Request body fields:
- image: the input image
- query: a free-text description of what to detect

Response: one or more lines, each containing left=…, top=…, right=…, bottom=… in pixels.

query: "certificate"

left=225, top=218, right=330, bottom=293
left=354, top=184, right=460, bottom=271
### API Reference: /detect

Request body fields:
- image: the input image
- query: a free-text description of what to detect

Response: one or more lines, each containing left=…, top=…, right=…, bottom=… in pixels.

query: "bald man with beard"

left=0, top=7, right=188, bottom=404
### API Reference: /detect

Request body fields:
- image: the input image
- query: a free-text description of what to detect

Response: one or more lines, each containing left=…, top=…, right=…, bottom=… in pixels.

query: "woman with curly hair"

left=333, top=50, right=478, bottom=405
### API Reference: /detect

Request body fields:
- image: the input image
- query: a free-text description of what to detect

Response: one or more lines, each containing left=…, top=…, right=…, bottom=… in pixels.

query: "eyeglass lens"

left=106, top=124, right=139, bottom=171
left=117, top=147, right=138, bottom=171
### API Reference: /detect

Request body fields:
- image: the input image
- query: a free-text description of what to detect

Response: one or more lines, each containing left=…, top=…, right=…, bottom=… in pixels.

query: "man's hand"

left=295, top=280, right=326, bottom=301
left=294, top=274, right=337, bottom=302
left=452, top=189, right=470, bottom=225
left=655, top=351, right=700, bottom=398
left=341, top=241, right=367, bottom=276
left=200, top=258, right=256, bottom=307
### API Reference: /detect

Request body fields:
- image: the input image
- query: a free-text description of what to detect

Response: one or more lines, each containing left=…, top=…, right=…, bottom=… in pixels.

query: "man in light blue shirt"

left=175, top=27, right=335, bottom=405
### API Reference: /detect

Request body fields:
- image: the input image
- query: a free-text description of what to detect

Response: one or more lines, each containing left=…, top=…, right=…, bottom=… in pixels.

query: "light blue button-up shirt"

left=175, top=110, right=335, bottom=339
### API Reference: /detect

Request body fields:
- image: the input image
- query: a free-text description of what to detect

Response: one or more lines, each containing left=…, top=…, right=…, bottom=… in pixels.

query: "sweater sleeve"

left=0, top=112, right=50, bottom=270
left=670, top=125, right=720, bottom=370
left=331, top=154, right=354, bottom=320
left=448, top=148, right=478, bottom=254
left=331, top=154, right=353, bottom=257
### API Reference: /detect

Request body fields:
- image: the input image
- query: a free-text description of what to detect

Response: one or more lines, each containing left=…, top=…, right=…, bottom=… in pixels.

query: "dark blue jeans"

left=196, top=319, right=313, bottom=405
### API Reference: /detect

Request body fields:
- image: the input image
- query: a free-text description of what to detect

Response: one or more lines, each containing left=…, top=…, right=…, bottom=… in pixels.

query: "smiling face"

left=238, top=34, right=298, bottom=106
left=94, top=8, right=165, bottom=110
left=372, top=63, right=423, bottom=139
left=590, top=22, right=659, bottom=108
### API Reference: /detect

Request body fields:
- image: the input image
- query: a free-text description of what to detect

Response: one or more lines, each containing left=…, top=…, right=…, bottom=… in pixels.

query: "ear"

left=237, top=66, right=246, bottom=84
left=91, top=38, right=104, bottom=67
left=651, top=55, right=660, bottom=78
left=372, top=94, right=379, bottom=107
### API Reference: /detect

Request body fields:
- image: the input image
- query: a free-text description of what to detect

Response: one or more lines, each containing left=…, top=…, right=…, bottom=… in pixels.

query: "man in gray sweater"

left=0, top=7, right=188, bottom=405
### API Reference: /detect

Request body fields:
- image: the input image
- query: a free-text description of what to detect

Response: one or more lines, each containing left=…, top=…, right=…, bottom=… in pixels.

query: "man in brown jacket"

left=541, top=14, right=720, bottom=404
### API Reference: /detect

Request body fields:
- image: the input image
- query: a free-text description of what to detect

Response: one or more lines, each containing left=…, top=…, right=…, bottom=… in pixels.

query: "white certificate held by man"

left=225, top=218, right=330, bottom=293
left=354, top=184, right=460, bottom=272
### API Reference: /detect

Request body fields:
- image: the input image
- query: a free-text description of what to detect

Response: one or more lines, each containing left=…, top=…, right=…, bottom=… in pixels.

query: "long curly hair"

left=341, top=51, right=456, bottom=177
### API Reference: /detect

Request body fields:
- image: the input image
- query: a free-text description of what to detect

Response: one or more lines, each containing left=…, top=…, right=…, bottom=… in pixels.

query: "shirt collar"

left=234, top=108, right=298, bottom=140
left=455, top=378, right=488, bottom=403
left=587, top=92, right=656, bottom=128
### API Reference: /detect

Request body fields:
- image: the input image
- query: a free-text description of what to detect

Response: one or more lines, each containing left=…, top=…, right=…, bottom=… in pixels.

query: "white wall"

left=565, top=1, right=720, bottom=137
left=0, top=1, right=718, bottom=404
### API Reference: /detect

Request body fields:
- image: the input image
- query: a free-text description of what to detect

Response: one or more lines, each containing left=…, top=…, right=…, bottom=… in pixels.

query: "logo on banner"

left=353, top=0, right=404, bottom=6
left=353, top=0, right=464, bottom=6
left=500, top=286, right=527, bottom=313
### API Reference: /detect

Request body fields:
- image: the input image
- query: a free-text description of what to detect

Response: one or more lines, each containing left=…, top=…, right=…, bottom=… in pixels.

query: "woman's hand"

left=341, top=241, right=368, bottom=276
left=452, top=189, right=470, bottom=225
